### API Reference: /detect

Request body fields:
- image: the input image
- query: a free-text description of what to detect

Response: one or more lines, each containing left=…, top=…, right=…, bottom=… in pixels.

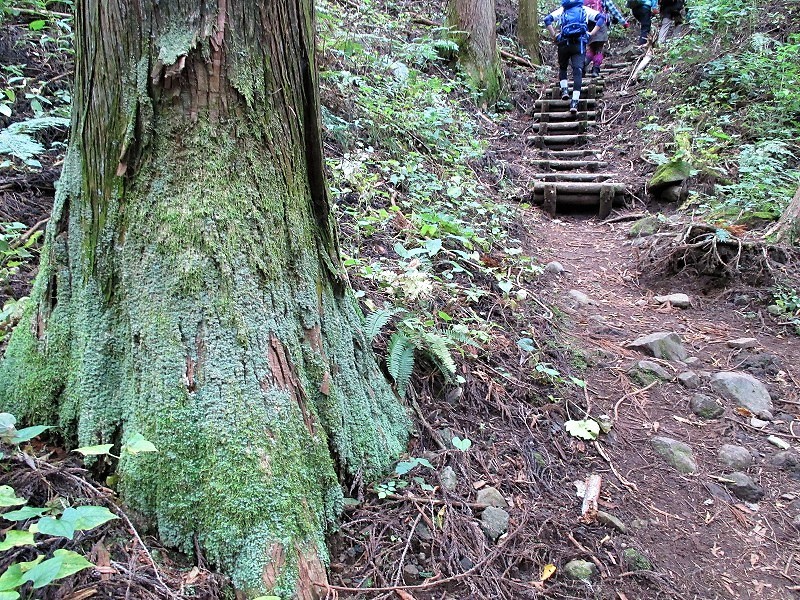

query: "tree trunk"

left=769, top=185, right=800, bottom=244
left=446, top=0, right=505, bottom=106
left=0, top=0, right=409, bottom=597
left=517, top=0, right=542, bottom=64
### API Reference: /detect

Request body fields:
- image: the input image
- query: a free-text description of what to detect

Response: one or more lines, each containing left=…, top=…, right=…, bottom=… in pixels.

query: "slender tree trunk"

left=518, top=0, right=542, bottom=64
left=0, top=0, right=409, bottom=597
left=769, top=185, right=800, bottom=244
left=446, top=0, right=505, bottom=105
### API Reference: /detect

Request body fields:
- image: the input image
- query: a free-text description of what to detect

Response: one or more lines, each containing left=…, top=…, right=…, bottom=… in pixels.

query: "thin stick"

left=393, top=514, right=422, bottom=585
left=613, top=380, right=657, bottom=421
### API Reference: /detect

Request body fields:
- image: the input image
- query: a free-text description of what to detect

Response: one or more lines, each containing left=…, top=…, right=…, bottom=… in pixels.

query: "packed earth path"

left=505, top=42, right=800, bottom=600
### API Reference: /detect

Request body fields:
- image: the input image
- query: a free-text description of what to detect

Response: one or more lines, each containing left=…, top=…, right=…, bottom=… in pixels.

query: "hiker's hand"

left=652, top=7, right=660, bottom=15
left=623, top=21, right=630, bottom=28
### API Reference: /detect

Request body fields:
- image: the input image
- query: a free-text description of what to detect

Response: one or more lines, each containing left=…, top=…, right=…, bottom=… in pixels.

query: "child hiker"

left=583, top=0, right=629, bottom=78
left=544, top=0, right=606, bottom=113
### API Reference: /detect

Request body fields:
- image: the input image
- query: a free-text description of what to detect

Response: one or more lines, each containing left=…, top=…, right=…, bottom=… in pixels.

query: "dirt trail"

left=509, top=49, right=800, bottom=599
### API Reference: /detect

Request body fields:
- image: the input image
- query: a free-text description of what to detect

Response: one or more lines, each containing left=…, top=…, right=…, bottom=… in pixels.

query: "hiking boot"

left=591, top=65, right=601, bottom=78
left=560, top=87, right=570, bottom=100
left=569, top=99, right=579, bottom=114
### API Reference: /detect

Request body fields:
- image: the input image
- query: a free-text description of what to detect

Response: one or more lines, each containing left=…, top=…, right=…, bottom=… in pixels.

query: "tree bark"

left=0, top=0, right=409, bottom=596
left=768, top=185, right=800, bottom=244
left=517, top=0, right=542, bottom=64
left=446, top=0, right=505, bottom=106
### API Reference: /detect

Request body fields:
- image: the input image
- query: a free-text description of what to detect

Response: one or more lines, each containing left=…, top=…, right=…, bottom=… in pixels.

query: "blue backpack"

left=561, top=5, right=588, bottom=39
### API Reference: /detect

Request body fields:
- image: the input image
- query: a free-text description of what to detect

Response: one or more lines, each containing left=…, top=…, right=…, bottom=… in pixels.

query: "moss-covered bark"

left=0, top=0, right=409, bottom=596
left=518, top=0, right=542, bottom=64
left=446, top=0, right=506, bottom=106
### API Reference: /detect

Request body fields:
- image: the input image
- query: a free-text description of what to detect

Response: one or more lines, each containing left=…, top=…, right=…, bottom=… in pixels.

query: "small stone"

left=622, top=548, right=652, bottom=570
left=476, top=486, right=508, bottom=508
left=717, top=444, right=752, bottom=471
left=770, top=450, right=800, bottom=474
left=568, top=290, right=592, bottom=306
left=632, top=360, right=671, bottom=381
left=403, top=564, right=419, bottom=579
left=651, top=436, right=697, bottom=473
left=750, top=417, right=769, bottom=429
left=545, top=261, right=565, bottom=274
left=415, top=522, right=432, bottom=542
left=677, top=371, right=700, bottom=389
left=690, top=394, right=723, bottom=420
left=563, top=559, right=597, bottom=581
left=653, top=293, right=691, bottom=309
left=596, top=510, right=627, bottom=533
left=711, top=372, right=773, bottom=420
left=722, top=471, right=764, bottom=502
left=727, top=338, right=758, bottom=350
left=794, top=515, right=800, bottom=529
left=733, top=294, right=750, bottom=306
left=628, top=216, right=661, bottom=238
left=628, top=331, right=688, bottom=361
left=480, top=507, right=510, bottom=541
left=767, top=436, right=791, bottom=450
left=683, top=356, right=700, bottom=365
left=767, top=304, right=784, bottom=316
left=440, top=466, right=457, bottom=491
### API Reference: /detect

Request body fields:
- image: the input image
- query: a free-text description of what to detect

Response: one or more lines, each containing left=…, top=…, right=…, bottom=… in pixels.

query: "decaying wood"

left=580, top=474, right=602, bottom=522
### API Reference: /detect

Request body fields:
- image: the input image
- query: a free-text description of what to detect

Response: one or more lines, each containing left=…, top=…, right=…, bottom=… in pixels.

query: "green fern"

left=388, top=332, right=415, bottom=397
left=0, top=116, right=70, bottom=164
left=414, top=330, right=456, bottom=377
left=364, top=307, right=401, bottom=341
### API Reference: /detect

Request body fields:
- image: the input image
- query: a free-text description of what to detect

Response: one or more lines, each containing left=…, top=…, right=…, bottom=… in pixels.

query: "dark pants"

left=557, top=41, right=584, bottom=94
left=631, top=5, right=652, bottom=44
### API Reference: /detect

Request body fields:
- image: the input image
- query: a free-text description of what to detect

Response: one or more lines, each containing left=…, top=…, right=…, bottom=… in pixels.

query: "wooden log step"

left=531, top=194, right=625, bottom=206
left=538, top=149, right=598, bottom=157
left=530, top=121, right=597, bottom=132
left=532, top=181, right=627, bottom=194
left=527, top=159, right=608, bottom=170
left=534, top=172, right=616, bottom=182
left=532, top=134, right=597, bottom=146
left=533, top=110, right=597, bottom=121
left=535, top=99, right=597, bottom=109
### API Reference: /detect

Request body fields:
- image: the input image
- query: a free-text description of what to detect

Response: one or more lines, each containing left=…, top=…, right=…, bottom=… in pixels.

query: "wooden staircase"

left=527, top=61, right=630, bottom=219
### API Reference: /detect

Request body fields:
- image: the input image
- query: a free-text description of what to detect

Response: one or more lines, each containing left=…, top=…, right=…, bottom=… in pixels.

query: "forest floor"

left=2, top=6, right=800, bottom=600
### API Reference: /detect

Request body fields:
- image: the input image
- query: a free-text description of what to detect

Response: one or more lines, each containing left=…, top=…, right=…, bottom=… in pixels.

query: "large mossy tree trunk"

left=446, top=0, right=505, bottom=106
left=518, top=0, right=542, bottom=64
left=0, top=0, right=409, bottom=596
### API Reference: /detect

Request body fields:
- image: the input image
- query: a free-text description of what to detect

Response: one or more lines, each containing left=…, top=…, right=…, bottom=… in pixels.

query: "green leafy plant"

left=0, top=116, right=70, bottom=167
left=565, top=419, right=600, bottom=441
left=451, top=436, right=472, bottom=451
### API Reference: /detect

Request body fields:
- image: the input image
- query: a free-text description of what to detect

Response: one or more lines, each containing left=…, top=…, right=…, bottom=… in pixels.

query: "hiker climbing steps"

left=527, top=60, right=631, bottom=218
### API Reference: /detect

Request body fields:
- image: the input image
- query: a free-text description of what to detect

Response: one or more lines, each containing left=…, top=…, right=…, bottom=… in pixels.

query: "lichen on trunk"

left=0, top=0, right=409, bottom=596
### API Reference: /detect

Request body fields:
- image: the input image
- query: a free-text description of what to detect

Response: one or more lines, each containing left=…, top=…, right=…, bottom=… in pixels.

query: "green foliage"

left=0, top=116, right=70, bottom=167
left=772, top=285, right=800, bottom=334
left=1, top=222, right=43, bottom=286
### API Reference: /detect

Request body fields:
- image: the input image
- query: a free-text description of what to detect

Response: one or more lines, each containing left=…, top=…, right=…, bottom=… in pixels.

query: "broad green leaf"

left=29, top=20, right=46, bottom=31
left=0, top=104, right=10, bottom=118
left=0, top=591, right=20, bottom=599
left=394, top=460, right=416, bottom=476
left=0, top=413, right=16, bottom=429
left=2, top=506, right=48, bottom=521
left=10, top=425, right=51, bottom=444
left=0, top=486, right=26, bottom=508
left=497, top=280, right=513, bottom=294
left=416, top=458, right=434, bottom=469
left=516, top=337, right=535, bottom=352
left=22, top=549, right=93, bottom=588
left=569, top=376, right=587, bottom=389
left=424, top=238, right=443, bottom=255
left=452, top=436, right=472, bottom=452
left=565, top=419, right=600, bottom=441
left=36, top=515, right=75, bottom=539
left=0, top=556, right=44, bottom=591
left=122, top=433, right=157, bottom=455
left=74, top=444, right=114, bottom=456
left=69, top=505, right=117, bottom=531
left=0, top=530, right=35, bottom=551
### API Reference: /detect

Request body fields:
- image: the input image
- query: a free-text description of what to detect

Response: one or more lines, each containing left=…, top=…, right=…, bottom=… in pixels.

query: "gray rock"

left=403, top=563, right=419, bottom=579
left=683, top=356, right=700, bottom=366
left=568, top=290, right=592, bottom=306
left=690, top=393, right=723, bottom=419
left=628, top=216, right=661, bottom=238
left=480, top=507, right=509, bottom=540
left=710, top=372, right=773, bottom=419
left=440, top=466, right=457, bottom=491
left=727, top=338, right=758, bottom=350
left=677, top=371, right=700, bottom=389
left=415, top=522, right=432, bottom=542
left=623, top=548, right=652, bottom=570
left=633, top=360, right=672, bottom=380
left=476, top=486, right=508, bottom=508
left=596, top=510, right=626, bottom=533
left=628, top=332, right=688, bottom=361
left=563, top=559, right=597, bottom=581
left=794, top=514, right=800, bottom=530
left=770, top=450, right=800, bottom=474
left=545, top=261, right=565, bottom=274
left=653, top=293, right=691, bottom=308
left=767, top=304, right=784, bottom=316
left=651, top=436, right=697, bottom=474
left=660, top=184, right=683, bottom=203
left=717, top=444, right=752, bottom=471
left=722, top=471, right=764, bottom=502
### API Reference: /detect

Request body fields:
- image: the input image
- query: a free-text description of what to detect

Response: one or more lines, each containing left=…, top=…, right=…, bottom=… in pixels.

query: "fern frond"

left=388, top=332, right=415, bottom=396
left=7, top=116, right=70, bottom=134
left=416, top=330, right=456, bottom=377
left=364, top=307, right=399, bottom=341
left=0, top=117, right=70, bottom=163
left=446, top=326, right=481, bottom=348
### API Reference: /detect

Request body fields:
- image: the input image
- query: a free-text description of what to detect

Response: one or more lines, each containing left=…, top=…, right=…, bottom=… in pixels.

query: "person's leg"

left=632, top=6, right=652, bottom=44
left=570, top=45, right=584, bottom=98
left=658, top=15, right=674, bottom=43
left=591, top=41, right=605, bottom=71
left=557, top=43, right=571, bottom=98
